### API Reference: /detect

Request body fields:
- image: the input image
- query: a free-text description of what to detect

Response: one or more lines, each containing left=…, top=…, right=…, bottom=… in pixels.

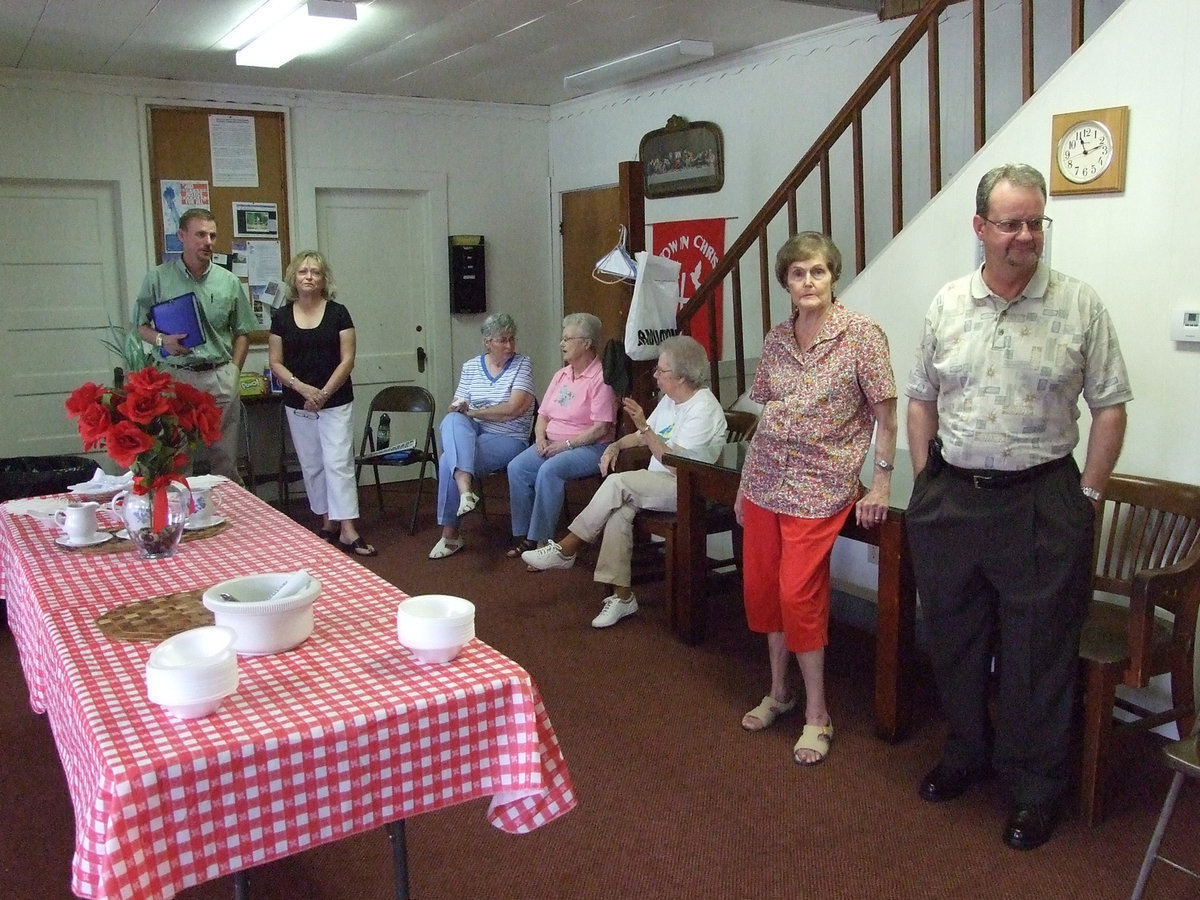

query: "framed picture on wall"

left=639, top=116, right=724, bottom=199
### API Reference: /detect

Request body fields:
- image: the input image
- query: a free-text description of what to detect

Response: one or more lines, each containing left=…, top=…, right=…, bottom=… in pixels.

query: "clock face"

left=1056, top=120, right=1115, bottom=184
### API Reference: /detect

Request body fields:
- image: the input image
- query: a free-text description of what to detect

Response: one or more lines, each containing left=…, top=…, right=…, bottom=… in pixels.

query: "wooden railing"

left=681, top=0, right=1098, bottom=399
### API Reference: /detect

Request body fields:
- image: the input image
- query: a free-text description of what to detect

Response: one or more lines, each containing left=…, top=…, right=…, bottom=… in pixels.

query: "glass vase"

left=113, top=481, right=189, bottom=559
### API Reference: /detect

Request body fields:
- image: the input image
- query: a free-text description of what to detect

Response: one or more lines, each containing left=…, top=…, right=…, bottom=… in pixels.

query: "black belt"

left=171, top=361, right=224, bottom=372
left=942, top=454, right=1072, bottom=489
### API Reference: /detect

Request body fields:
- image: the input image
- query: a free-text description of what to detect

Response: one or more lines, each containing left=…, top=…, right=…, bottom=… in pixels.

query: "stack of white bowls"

left=396, top=595, right=475, bottom=663
left=146, top=626, right=239, bottom=719
left=201, top=572, right=320, bottom=655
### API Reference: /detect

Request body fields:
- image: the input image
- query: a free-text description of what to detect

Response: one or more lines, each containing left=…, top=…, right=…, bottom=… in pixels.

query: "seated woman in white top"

left=521, top=335, right=727, bottom=628
left=429, top=313, right=535, bottom=559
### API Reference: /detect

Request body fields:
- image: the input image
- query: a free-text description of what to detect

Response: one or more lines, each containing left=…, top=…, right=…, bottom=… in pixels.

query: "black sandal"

left=505, top=538, right=537, bottom=558
left=339, top=536, right=378, bottom=557
left=318, top=527, right=339, bottom=544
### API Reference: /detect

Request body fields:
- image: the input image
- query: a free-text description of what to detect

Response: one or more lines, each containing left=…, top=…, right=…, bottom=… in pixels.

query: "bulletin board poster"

left=160, top=180, right=210, bottom=253
left=234, top=239, right=283, bottom=330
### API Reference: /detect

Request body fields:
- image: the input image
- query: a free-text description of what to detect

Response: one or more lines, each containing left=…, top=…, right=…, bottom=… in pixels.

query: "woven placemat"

left=95, top=589, right=214, bottom=641
left=56, top=520, right=232, bottom=555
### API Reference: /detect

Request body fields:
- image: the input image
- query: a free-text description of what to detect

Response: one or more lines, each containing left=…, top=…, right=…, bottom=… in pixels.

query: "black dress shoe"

left=1003, top=803, right=1059, bottom=851
left=918, top=762, right=991, bottom=803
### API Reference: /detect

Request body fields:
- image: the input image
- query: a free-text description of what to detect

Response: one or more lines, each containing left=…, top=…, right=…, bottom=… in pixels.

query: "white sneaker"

left=521, top=540, right=576, bottom=571
left=591, top=594, right=638, bottom=628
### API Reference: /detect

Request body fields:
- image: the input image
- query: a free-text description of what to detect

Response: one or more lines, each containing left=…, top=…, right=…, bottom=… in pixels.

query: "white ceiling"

left=0, top=0, right=879, bottom=107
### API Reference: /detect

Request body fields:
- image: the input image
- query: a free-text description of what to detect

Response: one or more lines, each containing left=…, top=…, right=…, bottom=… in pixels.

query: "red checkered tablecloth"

left=0, top=483, right=576, bottom=900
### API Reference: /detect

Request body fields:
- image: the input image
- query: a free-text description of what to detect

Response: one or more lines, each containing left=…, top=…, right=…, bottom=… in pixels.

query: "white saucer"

left=114, top=529, right=130, bottom=540
left=55, top=532, right=114, bottom=548
left=184, top=515, right=226, bottom=531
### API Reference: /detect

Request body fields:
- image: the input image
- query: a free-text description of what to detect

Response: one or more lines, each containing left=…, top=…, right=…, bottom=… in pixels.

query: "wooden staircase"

left=680, top=0, right=1113, bottom=399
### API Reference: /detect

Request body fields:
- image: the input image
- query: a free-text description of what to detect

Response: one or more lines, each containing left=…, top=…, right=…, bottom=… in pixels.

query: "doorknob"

left=416, top=346, right=427, bottom=373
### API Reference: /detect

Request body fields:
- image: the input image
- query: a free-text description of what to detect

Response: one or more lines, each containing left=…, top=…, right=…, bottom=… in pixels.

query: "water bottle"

left=377, top=414, right=391, bottom=449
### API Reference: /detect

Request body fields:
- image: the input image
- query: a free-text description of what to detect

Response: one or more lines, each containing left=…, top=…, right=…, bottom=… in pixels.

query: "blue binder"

left=151, top=293, right=205, bottom=358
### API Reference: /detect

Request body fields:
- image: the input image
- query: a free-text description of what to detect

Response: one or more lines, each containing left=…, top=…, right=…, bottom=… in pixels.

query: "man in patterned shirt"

left=905, top=163, right=1131, bottom=850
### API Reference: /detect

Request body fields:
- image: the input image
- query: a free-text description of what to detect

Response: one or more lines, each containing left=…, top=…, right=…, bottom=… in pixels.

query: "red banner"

left=652, top=218, right=725, bottom=359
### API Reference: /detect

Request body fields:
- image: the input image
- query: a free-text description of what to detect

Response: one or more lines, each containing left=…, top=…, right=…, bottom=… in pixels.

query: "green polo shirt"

left=133, top=258, right=256, bottom=365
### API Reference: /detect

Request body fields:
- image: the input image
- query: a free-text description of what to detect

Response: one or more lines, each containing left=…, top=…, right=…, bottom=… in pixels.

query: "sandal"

left=429, top=537, right=464, bottom=559
left=793, top=722, right=834, bottom=766
left=506, top=538, right=537, bottom=559
left=339, top=536, right=378, bottom=557
left=457, top=491, right=480, bottom=517
left=318, top=527, right=339, bottom=544
left=741, top=695, right=797, bottom=732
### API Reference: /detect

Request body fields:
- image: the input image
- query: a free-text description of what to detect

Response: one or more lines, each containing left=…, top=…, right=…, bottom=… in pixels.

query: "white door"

left=0, top=180, right=123, bottom=459
left=315, top=188, right=443, bottom=468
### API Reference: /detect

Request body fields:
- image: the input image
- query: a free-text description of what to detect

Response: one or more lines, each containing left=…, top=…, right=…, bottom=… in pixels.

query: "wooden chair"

left=1079, top=472, right=1200, bottom=825
left=354, top=386, right=439, bottom=534
left=630, top=409, right=759, bottom=612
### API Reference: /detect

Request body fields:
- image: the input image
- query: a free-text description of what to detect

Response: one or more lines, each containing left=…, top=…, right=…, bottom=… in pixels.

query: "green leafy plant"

left=100, top=318, right=157, bottom=375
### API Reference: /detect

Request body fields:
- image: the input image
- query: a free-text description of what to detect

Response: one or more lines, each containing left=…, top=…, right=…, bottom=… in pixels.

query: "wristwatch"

left=1081, top=485, right=1101, bottom=502
left=154, top=332, right=164, bottom=348
left=639, top=424, right=651, bottom=434
left=874, top=459, right=894, bottom=471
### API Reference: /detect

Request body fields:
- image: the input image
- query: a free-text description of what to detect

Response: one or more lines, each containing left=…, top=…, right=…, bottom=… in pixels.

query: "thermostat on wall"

left=1170, top=308, right=1200, bottom=342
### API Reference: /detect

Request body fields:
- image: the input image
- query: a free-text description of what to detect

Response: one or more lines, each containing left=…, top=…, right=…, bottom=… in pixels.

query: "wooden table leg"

left=873, top=517, right=916, bottom=742
left=671, top=467, right=706, bottom=645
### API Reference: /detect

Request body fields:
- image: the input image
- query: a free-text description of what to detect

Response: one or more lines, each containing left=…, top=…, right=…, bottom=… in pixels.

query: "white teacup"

left=188, top=486, right=217, bottom=527
left=54, top=502, right=100, bottom=544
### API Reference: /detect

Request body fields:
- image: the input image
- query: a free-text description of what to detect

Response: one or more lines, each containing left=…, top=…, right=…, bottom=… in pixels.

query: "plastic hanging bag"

left=624, top=251, right=682, bottom=361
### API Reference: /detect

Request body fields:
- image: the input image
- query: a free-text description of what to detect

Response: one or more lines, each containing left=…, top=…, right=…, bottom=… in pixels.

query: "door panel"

left=315, top=188, right=434, bottom=477
left=561, top=186, right=627, bottom=347
left=0, top=181, right=122, bottom=458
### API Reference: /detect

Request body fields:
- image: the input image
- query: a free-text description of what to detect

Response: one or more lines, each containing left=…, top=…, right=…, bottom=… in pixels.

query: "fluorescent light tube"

left=564, top=40, right=714, bottom=92
left=236, top=1, right=358, bottom=69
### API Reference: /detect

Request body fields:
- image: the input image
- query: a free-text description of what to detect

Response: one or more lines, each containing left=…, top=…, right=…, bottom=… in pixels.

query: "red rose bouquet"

left=65, top=366, right=222, bottom=509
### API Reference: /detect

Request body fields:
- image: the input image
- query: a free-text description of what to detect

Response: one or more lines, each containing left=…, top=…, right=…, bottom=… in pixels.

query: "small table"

left=0, top=483, right=576, bottom=900
left=665, top=444, right=916, bottom=742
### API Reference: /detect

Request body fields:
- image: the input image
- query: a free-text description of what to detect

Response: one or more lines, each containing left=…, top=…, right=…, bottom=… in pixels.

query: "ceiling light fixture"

left=235, top=0, right=358, bottom=69
left=563, top=40, right=714, bottom=93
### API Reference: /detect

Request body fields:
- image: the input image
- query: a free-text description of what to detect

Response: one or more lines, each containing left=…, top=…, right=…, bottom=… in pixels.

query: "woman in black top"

left=269, top=250, right=376, bottom=556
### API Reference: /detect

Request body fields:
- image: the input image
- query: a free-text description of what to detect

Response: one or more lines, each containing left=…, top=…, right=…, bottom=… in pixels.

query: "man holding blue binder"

left=135, top=207, right=257, bottom=484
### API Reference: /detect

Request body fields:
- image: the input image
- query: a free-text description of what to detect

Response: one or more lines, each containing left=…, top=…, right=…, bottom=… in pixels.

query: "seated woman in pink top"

left=505, top=313, right=616, bottom=558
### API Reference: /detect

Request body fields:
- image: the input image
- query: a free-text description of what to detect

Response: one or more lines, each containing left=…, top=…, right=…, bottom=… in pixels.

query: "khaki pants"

left=568, top=469, right=676, bottom=588
left=169, top=362, right=243, bottom=485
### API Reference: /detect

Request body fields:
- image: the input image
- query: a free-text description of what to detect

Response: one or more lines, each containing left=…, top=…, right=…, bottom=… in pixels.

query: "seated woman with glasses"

left=429, top=312, right=535, bottom=559
left=269, top=250, right=376, bottom=556
left=505, top=313, right=617, bottom=559
left=521, top=335, right=726, bottom=629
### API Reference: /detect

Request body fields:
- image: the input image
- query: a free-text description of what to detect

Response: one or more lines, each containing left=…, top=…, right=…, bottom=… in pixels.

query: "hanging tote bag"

left=624, top=251, right=682, bottom=361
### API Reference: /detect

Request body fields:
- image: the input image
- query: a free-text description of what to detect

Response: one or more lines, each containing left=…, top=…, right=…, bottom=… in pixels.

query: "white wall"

left=0, top=70, right=558, bottom=416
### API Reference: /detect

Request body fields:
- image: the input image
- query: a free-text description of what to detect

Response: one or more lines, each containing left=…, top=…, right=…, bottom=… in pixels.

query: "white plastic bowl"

left=146, top=626, right=239, bottom=719
left=396, top=594, right=475, bottom=663
left=201, top=573, right=321, bottom=655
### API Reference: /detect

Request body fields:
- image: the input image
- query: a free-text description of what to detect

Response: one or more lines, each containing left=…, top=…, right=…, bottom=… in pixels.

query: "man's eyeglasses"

left=295, top=410, right=319, bottom=420
left=561, top=336, right=587, bottom=343
left=982, top=216, right=1052, bottom=234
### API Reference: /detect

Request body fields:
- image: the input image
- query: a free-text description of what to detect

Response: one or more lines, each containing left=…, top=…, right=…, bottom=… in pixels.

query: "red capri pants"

left=741, top=497, right=854, bottom=653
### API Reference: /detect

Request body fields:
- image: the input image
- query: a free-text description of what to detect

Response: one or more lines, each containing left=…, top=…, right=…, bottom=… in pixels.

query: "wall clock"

left=1049, top=105, right=1129, bottom=195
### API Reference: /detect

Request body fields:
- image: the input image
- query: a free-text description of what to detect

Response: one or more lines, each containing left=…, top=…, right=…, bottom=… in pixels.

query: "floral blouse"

left=741, top=303, right=895, bottom=518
